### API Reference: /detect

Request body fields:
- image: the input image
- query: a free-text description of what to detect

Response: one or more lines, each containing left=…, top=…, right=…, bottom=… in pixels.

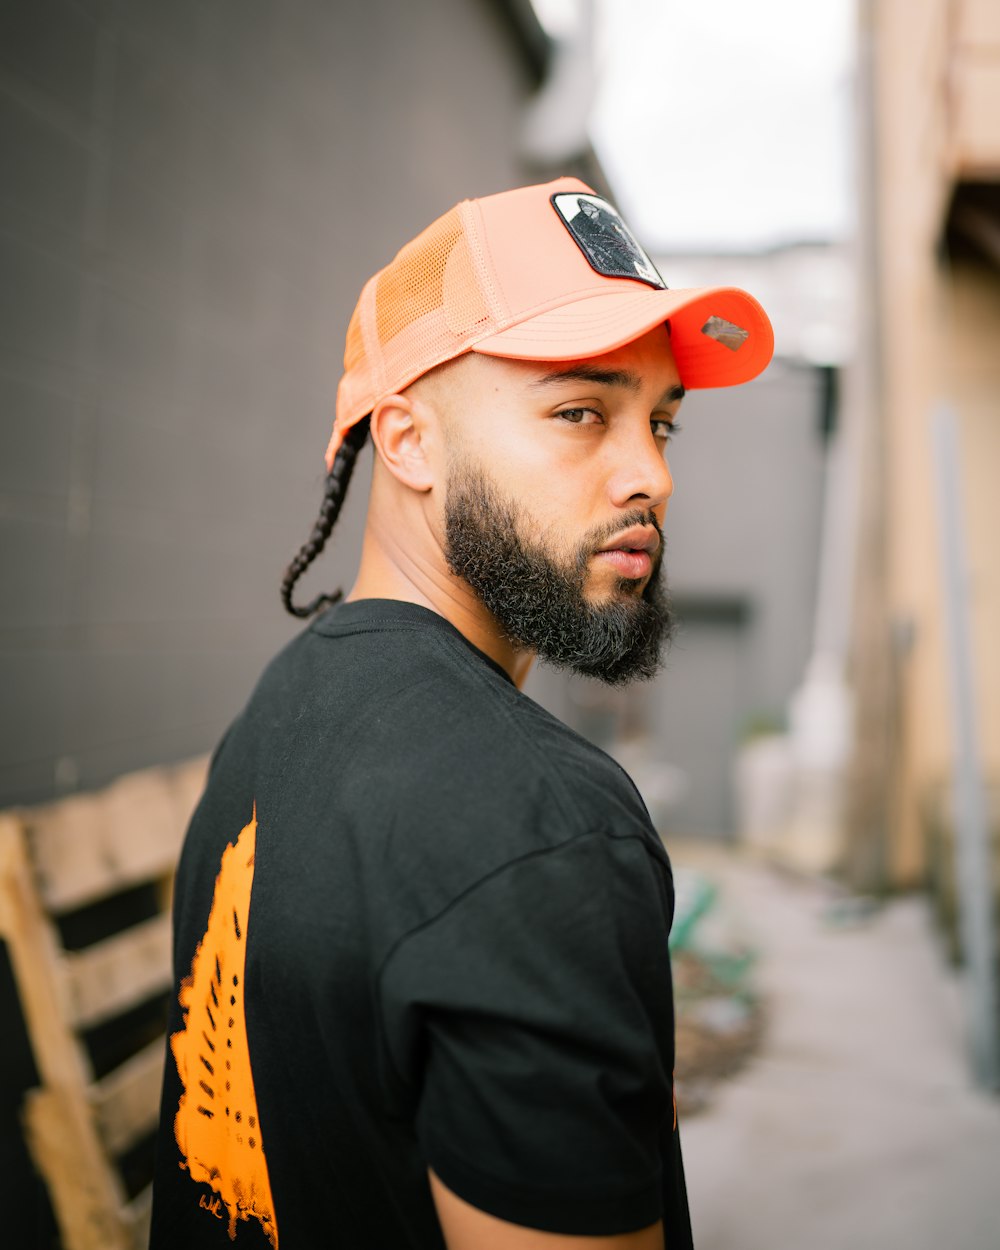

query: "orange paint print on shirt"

left=171, top=803, right=278, bottom=1247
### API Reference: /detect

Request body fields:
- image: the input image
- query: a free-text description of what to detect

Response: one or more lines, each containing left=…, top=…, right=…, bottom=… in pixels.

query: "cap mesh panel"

left=343, top=302, right=365, bottom=373
left=443, top=233, right=491, bottom=336
left=375, top=208, right=463, bottom=346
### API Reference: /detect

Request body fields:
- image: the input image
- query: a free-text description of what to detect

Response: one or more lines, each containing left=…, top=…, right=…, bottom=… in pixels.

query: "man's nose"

left=607, top=434, right=674, bottom=512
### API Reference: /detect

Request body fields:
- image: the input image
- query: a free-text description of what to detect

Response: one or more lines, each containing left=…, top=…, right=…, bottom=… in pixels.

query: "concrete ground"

left=669, top=842, right=1000, bottom=1250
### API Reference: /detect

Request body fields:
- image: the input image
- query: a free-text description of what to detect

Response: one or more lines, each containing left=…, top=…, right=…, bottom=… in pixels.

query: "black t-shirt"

left=151, top=599, right=693, bottom=1249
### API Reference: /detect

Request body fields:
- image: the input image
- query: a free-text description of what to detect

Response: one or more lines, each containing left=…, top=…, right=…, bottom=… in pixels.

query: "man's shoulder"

left=217, top=600, right=660, bottom=861
left=187, top=602, right=672, bottom=986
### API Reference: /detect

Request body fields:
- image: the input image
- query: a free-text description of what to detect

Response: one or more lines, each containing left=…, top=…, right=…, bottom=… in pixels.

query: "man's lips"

left=592, top=526, right=660, bottom=580
left=597, top=526, right=660, bottom=556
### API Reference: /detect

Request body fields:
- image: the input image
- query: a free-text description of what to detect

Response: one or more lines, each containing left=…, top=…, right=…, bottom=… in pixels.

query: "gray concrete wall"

left=0, top=0, right=540, bottom=808
left=666, top=363, right=827, bottom=705
left=652, top=360, right=829, bottom=834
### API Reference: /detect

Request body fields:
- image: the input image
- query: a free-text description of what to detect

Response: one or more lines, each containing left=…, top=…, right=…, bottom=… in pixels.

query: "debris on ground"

left=670, top=867, right=764, bottom=1116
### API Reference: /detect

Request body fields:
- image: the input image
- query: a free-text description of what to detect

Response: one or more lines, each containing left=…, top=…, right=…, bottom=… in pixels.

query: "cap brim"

left=471, top=285, right=774, bottom=389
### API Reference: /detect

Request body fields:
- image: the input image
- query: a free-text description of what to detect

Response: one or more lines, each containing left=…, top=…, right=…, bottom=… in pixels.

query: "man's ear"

left=369, top=392, right=437, bottom=493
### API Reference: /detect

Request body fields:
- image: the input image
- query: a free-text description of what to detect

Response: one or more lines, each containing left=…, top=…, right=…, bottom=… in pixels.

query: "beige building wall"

left=858, top=0, right=1000, bottom=884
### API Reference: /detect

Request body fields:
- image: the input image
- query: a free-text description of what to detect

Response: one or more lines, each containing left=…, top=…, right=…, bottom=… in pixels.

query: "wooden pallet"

left=0, top=756, right=208, bottom=1250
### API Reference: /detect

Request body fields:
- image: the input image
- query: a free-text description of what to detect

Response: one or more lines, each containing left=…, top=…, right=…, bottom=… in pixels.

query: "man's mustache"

left=576, top=509, right=665, bottom=575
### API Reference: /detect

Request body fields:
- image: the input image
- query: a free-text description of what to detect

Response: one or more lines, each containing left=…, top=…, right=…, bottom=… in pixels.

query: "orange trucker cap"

left=326, top=177, right=774, bottom=469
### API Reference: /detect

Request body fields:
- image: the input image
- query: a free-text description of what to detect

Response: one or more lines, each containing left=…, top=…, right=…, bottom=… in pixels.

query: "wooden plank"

left=956, top=0, right=1000, bottom=46
left=23, top=1085, right=131, bottom=1250
left=91, top=1036, right=166, bottom=1157
left=23, top=765, right=192, bottom=913
left=161, top=755, right=209, bottom=916
left=62, top=911, right=172, bottom=1030
left=125, top=1183, right=154, bottom=1250
left=0, top=760, right=208, bottom=1250
left=952, top=59, right=1000, bottom=177
left=0, top=760, right=208, bottom=1249
left=0, top=817, right=91, bottom=1090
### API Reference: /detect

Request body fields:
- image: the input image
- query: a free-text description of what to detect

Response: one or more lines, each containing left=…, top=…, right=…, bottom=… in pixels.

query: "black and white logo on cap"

left=552, top=193, right=666, bottom=290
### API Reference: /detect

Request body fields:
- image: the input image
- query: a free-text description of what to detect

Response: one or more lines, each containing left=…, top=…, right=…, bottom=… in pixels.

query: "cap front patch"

left=701, top=315, right=749, bottom=351
left=552, top=193, right=666, bottom=290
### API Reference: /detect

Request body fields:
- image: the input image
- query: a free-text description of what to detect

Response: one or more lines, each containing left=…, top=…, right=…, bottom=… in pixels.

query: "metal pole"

left=931, top=403, right=1000, bottom=1090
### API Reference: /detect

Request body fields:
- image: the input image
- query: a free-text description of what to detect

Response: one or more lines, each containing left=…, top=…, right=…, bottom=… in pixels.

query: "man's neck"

left=347, top=529, right=535, bottom=689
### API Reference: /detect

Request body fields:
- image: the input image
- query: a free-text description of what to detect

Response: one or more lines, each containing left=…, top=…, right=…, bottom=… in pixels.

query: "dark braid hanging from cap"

left=280, top=417, right=371, bottom=618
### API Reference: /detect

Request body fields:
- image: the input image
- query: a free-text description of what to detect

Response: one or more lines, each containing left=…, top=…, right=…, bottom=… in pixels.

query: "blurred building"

left=584, top=245, right=846, bottom=839
left=847, top=0, right=1000, bottom=906
left=522, top=3, right=854, bottom=842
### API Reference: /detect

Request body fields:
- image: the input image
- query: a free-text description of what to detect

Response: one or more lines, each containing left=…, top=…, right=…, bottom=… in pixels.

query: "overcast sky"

left=533, top=0, right=856, bottom=253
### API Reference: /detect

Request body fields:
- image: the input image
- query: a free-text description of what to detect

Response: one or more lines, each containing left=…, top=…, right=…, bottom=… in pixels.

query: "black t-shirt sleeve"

left=377, top=830, right=677, bottom=1236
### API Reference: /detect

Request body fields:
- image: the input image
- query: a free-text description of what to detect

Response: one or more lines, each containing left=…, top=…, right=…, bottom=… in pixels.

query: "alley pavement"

left=668, top=841, right=1000, bottom=1250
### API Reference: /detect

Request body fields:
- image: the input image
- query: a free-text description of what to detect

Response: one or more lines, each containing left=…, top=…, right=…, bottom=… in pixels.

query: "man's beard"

left=444, top=463, right=674, bottom=686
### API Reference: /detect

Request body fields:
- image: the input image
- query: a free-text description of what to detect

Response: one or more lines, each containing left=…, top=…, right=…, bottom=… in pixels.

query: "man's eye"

left=652, top=418, right=681, bottom=442
left=557, top=408, right=603, bottom=426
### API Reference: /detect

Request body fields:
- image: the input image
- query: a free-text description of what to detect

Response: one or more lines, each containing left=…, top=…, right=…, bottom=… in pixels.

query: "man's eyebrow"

left=529, top=367, right=686, bottom=406
left=660, top=382, right=686, bottom=405
left=530, top=366, right=643, bottom=393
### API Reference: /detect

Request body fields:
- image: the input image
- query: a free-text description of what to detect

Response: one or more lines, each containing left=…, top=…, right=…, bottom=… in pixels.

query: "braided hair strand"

left=280, top=417, right=370, bottom=618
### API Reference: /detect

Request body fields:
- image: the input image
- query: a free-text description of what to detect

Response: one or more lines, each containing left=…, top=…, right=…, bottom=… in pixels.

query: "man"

left=151, top=177, right=773, bottom=1250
